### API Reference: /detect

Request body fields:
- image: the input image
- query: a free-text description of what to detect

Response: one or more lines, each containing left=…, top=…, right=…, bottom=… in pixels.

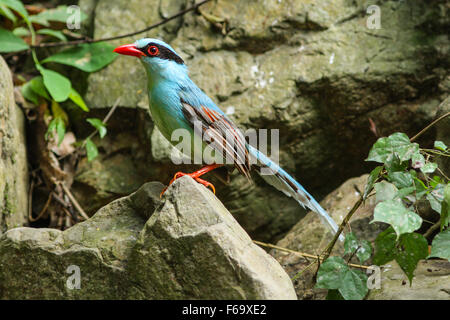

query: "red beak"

left=113, top=44, right=144, bottom=57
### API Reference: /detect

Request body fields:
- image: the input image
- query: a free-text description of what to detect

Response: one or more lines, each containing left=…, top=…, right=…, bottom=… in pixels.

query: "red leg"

left=160, top=164, right=222, bottom=197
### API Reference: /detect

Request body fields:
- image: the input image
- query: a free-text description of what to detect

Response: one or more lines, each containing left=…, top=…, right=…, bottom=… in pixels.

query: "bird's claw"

left=160, top=171, right=216, bottom=198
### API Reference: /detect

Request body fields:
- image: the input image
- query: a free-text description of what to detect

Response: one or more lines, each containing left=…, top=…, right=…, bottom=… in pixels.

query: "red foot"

left=160, top=164, right=221, bottom=197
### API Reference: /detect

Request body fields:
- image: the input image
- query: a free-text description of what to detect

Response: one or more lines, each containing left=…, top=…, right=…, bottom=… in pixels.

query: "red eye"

left=148, top=45, right=159, bottom=56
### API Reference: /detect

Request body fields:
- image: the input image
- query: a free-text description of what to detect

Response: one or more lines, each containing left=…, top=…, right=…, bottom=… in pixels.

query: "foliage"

left=316, top=256, right=368, bottom=300
left=318, top=132, right=449, bottom=300
left=0, top=0, right=117, bottom=161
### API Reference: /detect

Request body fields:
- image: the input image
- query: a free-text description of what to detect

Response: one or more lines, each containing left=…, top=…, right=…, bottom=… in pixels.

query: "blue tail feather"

left=247, top=145, right=344, bottom=242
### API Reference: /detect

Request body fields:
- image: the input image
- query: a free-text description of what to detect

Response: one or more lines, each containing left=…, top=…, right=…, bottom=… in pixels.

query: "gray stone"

left=0, top=177, right=296, bottom=299
left=367, top=260, right=450, bottom=300
left=0, top=56, right=28, bottom=232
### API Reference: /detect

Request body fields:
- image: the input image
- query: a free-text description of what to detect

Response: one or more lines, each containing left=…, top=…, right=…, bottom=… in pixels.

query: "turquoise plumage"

left=114, top=38, right=343, bottom=241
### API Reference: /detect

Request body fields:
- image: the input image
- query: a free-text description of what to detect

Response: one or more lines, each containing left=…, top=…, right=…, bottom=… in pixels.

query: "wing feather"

left=180, top=100, right=251, bottom=178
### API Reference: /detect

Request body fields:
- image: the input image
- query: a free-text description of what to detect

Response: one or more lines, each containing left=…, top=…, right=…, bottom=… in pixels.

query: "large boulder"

left=0, top=56, right=28, bottom=232
left=73, top=0, right=448, bottom=242
left=0, top=177, right=296, bottom=299
left=367, top=260, right=450, bottom=300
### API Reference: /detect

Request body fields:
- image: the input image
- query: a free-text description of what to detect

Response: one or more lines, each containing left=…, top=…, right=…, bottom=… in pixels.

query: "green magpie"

left=114, top=38, right=343, bottom=241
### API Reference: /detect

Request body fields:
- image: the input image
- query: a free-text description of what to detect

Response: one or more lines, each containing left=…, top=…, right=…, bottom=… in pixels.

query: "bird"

left=114, top=38, right=343, bottom=241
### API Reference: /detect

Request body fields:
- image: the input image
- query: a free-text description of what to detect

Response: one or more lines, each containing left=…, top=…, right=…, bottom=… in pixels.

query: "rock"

left=271, top=174, right=386, bottom=299
left=0, top=56, right=28, bottom=232
left=367, top=260, right=450, bottom=300
left=0, top=177, right=296, bottom=299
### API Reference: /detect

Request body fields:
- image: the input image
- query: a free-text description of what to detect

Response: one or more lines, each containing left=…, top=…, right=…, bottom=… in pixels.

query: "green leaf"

left=366, top=132, right=419, bottom=164
left=68, top=88, right=89, bottom=112
left=374, top=228, right=428, bottom=283
left=28, top=76, right=50, bottom=100
left=85, top=138, right=98, bottom=162
left=428, top=230, right=450, bottom=261
left=340, top=268, right=368, bottom=300
left=395, top=187, right=416, bottom=200
left=37, top=29, right=67, bottom=42
left=356, top=240, right=372, bottom=264
left=434, top=141, right=447, bottom=152
left=316, top=257, right=368, bottom=300
left=344, top=232, right=359, bottom=255
left=413, top=177, right=428, bottom=200
left=396, top=233, right=428, bottom=284
left=37, top=65, right=71, bottom=102
left=86, top=118, right=107, bottom=138
left=411, top=152, right=425, bottom=169
left=325, top=289, right=344, bottom=300
left=316, top=256, right=348, bottom=290
left=43, top=42, right=117, bottom=72
left=441, top=201, right=449, bottom=231
left=343, top=232, right=372, bottom=264
left=430, top=176, right=443, bottom=189
left=372, top=200, right=422, bottom=238
left=12, top=26, right=29, bottom=37
left=28, top=15, right=50, bottom=27
left=21, top=81, right=39, bottom=105
left=385, top=155, right=409, bottom=173
left=51, top=100, right=69, bottom=125
left=421, top=162, right=438, bottom=174
left=56, top=117, right=65, bottom=146
left=373, top=227, right=397, bottom=265
left=364, top=166, right=383, bottom=199
left=0, top=27, right=29, bottom=52
left=0, top=0, right=28, bottom=20
left=0, top=5, right=17, bottom=22
left=427, top=184, right=444, bottom=214
left=45, top=117, right=65, bottom=145
left=441, top=184, right=450, bottom=230
left=374, top=181, right=398, bottom=203
left=32, top=5, right=87, bottom=23
left=388, top=171, right=414, bottom=189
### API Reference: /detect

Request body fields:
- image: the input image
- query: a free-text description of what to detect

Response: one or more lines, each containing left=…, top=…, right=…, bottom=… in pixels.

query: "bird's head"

left=114, top=38, right=186, bottom=79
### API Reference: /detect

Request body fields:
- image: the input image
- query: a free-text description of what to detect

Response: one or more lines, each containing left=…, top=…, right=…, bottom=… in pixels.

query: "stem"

left=410, top=111, right=450, bottom=142
left=80, top=98, right=120, bottom=149
left=421, top=149, right=450, bottom=158
left=60, top=182, right=89, bottom=220
left=321, top=195, right=364, bottom=261
left=252, top=240, right=369, bottom=270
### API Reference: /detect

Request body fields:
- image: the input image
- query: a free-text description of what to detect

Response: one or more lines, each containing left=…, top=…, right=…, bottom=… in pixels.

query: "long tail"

left=247, top=145, right=344, bottom=242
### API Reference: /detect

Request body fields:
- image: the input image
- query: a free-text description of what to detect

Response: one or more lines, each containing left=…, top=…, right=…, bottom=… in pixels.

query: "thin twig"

left=60, top=182, right=89, bottom=220
left=252, top=240, right=369, bottom=270
left=421, top=149, right=450, bottom=158
left=321, top=195, right=364, bottom=261
left=29, top=191, right=52, bottom=222
left=410, top=111, right=450, bottom=142
left=80, top=97, right=121, bottom=149
left=27, top=178, right=35, bottom=222
left=30, top=0, right=212, bottom=49
left=292, top=260, right=318, bottom=281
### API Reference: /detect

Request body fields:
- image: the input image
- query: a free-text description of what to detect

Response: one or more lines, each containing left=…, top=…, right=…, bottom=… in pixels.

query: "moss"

left=2, top=183, right=15, bottom=216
